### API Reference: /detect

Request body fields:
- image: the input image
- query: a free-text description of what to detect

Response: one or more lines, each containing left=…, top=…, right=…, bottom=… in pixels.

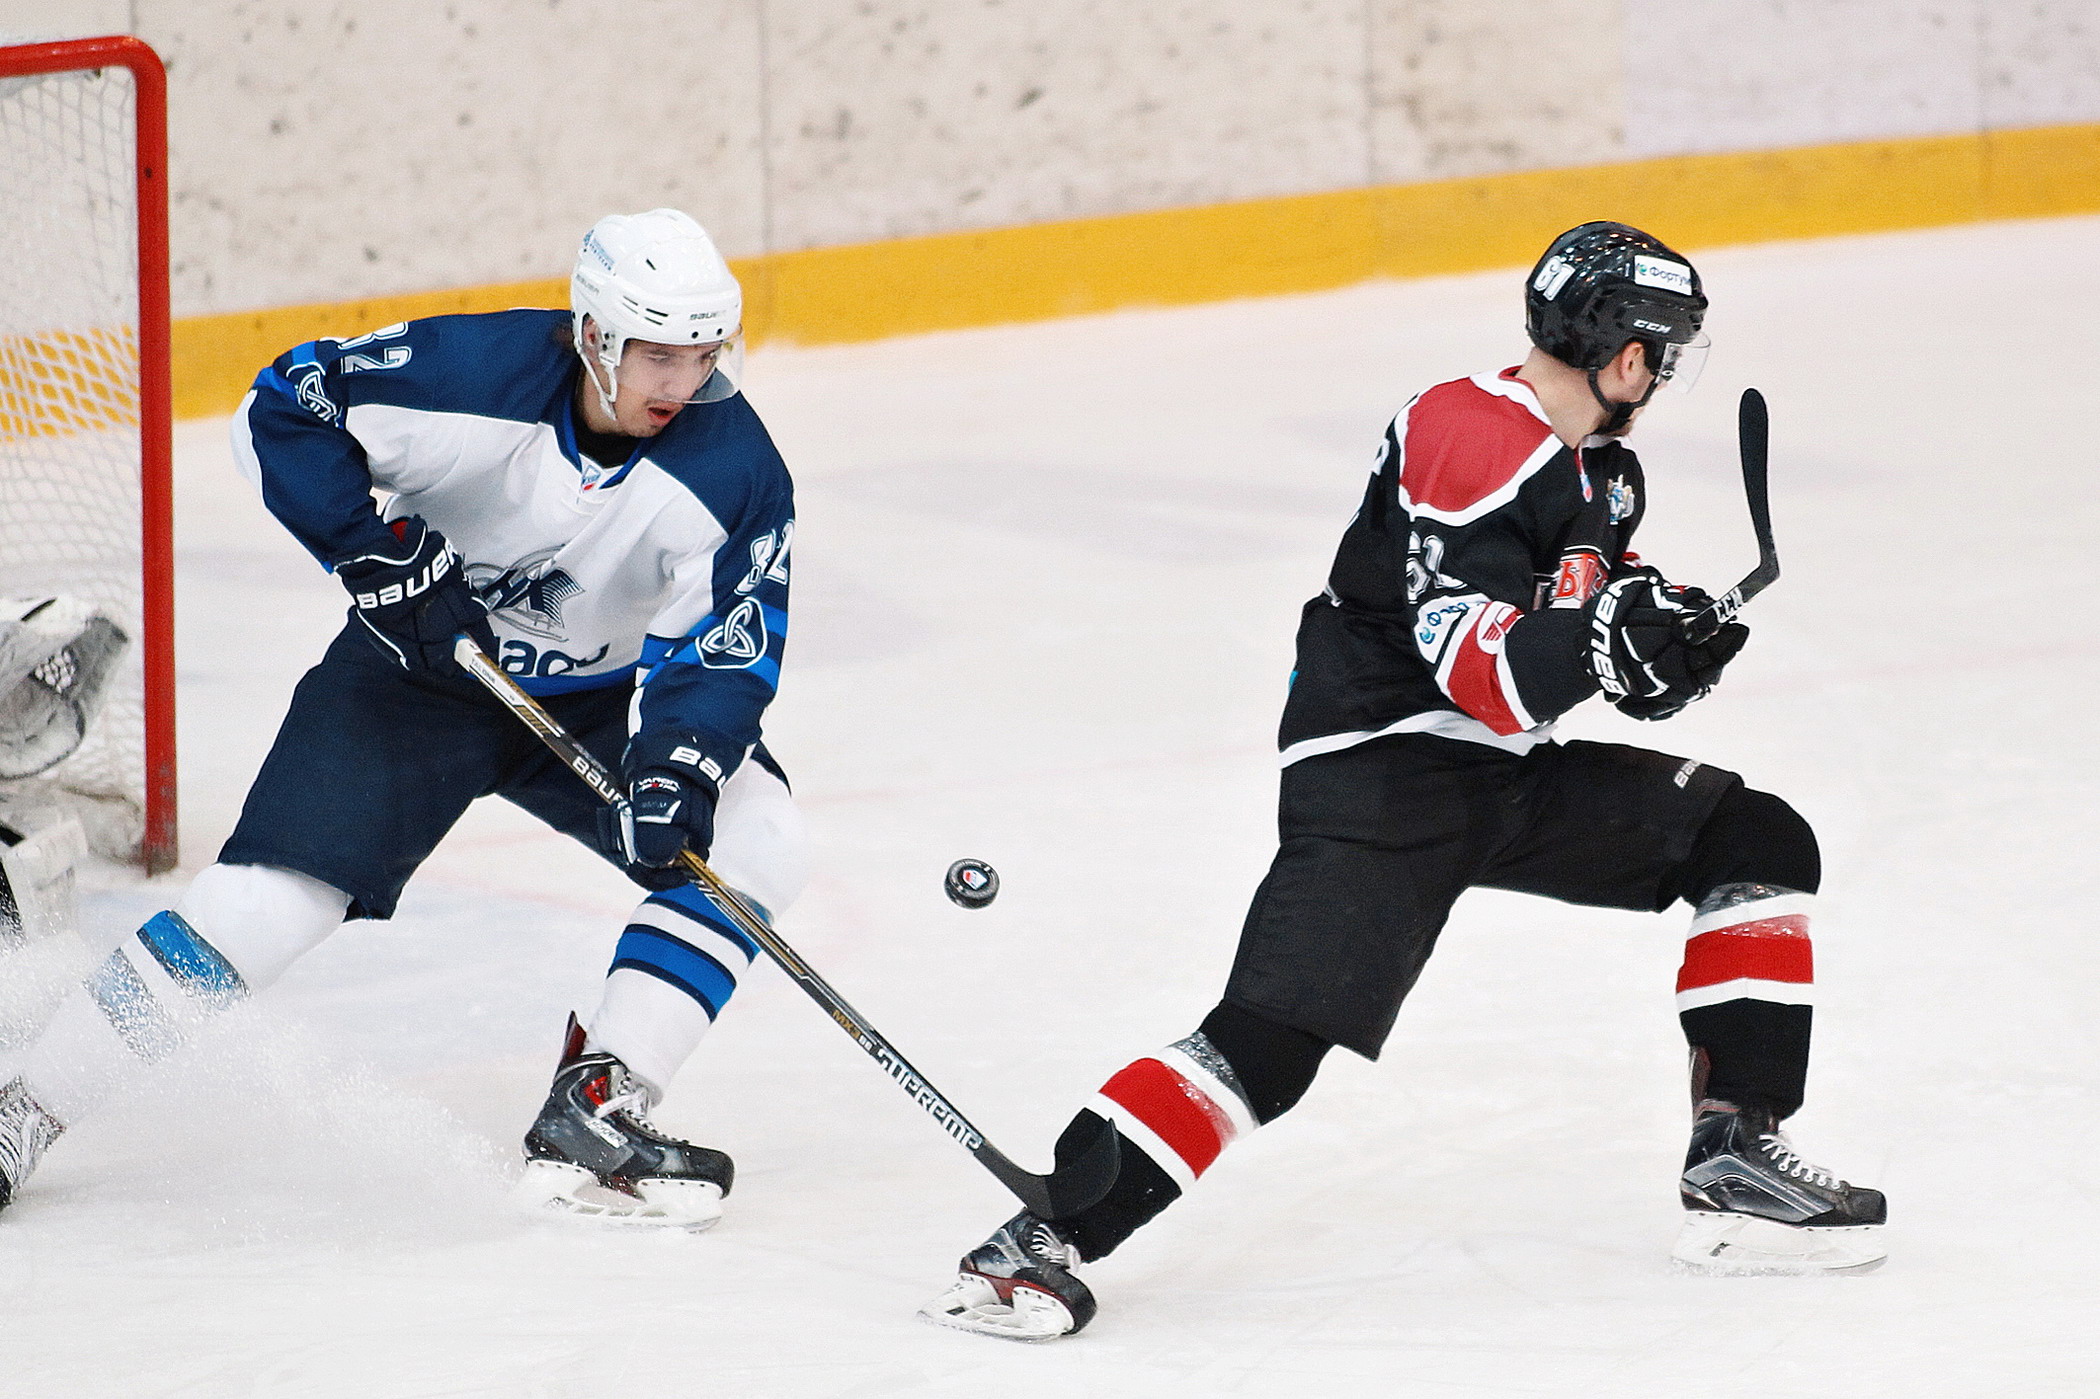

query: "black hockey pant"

left=1046, top=736, right=1820, bottom=1261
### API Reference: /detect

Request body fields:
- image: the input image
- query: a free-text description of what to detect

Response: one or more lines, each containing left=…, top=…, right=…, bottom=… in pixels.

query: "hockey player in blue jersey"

left=0, top=209, right=801, bottom=1229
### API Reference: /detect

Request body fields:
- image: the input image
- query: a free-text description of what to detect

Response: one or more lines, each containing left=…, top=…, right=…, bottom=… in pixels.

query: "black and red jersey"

left=1277, top=368, right=1647, bottom=765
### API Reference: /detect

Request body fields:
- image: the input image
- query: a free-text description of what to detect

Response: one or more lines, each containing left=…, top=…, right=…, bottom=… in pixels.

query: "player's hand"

left=1588, top=568, right=1748, bottom=720
left=336, top=516, right=496, bottom=671
left=606, top=731, right=722, bottom=886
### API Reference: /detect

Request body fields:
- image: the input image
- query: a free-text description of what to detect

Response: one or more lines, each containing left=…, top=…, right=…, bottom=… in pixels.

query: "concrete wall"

left=9, top=0, right=2099, bottom=319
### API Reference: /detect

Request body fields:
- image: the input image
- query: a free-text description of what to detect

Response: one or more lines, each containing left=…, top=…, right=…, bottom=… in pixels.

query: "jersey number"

left=334, top=323, right=412, bottom=374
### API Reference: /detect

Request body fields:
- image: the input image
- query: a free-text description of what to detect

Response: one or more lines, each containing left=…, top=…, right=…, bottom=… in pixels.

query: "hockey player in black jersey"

left=922, top=222, right=1886, bottom=1341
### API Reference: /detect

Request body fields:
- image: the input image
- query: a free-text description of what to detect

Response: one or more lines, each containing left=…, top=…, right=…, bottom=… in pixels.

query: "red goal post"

left=0, top=35, right=175, bottom=874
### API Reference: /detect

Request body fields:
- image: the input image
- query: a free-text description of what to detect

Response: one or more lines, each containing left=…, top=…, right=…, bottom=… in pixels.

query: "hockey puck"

left=944, top=858, right=999, bottom=909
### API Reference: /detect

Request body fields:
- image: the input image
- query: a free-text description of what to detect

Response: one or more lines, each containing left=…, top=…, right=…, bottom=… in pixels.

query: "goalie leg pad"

left=0, top=598, right=128, bottom=780
left=0, top=810, right=87, bottom=948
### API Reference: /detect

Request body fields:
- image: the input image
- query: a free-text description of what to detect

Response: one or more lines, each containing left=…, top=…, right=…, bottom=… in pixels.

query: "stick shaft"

left=450, top=639, right=1113, bottom=1216
left=1681, top=387, right=1780, bottom=643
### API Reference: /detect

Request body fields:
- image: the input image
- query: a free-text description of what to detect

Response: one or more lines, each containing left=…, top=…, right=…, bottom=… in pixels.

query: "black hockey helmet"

left=1524, top=222, right=1707, bottom=373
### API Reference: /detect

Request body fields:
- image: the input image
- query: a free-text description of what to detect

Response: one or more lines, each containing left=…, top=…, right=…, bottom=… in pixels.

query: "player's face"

left=610, top=340, right=726, bottom=435
left=1596, top=341, right=1658, bottom=437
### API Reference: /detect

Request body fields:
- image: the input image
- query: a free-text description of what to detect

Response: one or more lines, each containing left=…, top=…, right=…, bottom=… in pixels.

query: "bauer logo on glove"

left=1586, top=568, right=1748, bottom=720
left=335, top=516, right=497, bottom=671
left=602, top=729, right=723, bottom=889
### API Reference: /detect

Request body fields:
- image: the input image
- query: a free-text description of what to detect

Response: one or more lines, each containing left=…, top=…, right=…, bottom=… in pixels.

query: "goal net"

left=0, top=36, right=174, bottom=872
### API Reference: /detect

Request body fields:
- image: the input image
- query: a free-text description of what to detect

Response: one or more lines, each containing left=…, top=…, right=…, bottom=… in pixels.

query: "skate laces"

left=587, top=1066, right=696, bottom=1150
left=1757, top=1131, right=1839, bottom=1189
left=593, top=1076, right=662, bottom=1127
left=586, top=1062, right=660, bottom=1125
left=595, top=1086, right=648, bottom=1120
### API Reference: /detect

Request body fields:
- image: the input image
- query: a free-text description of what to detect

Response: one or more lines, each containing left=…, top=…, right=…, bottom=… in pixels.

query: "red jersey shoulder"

left=1394, top=373, right=1559, bottom=523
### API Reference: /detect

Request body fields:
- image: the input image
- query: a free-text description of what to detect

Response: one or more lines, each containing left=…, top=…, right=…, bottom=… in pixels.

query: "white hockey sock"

left=586, top=970, right=711, bottom=1100
left=174, top=862, right=348, bottom=990
left=13, top=863, right=347, bottom=1125
left=578, top=755, right=805, bottom=1099
left=584, top=886, right=762, bottom=1098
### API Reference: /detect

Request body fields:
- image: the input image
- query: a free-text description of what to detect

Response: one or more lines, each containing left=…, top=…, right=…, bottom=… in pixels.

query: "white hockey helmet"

left=571, top=208, right=744, bottom=413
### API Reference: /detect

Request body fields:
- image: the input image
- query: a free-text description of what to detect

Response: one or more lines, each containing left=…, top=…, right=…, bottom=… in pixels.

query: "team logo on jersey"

left=1607, top=477, right=1636, bottom=522
left=1414, top=598, right=1474, bottom=661
left=289, top=363, right=340, bottom=425
left=1550, top=549, right=1606, bottom=606
left=699, top=597, right=767, bottom=669
left=468, top=550, right=583, bottom=640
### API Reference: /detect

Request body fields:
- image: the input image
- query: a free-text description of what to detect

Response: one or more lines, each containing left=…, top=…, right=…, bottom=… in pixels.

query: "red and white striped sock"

left=1090, top=1038, right=1259, bottom=1192
left=1677, top=887, right=1815, bottom=1015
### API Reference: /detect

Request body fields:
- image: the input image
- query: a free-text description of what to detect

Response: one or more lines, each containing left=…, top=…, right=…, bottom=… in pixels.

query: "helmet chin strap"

left=589, top=352, right=620, bottom=421
left=1586, top=363, right=1661, bottom=436
left=575, top=317, right=622, bottom=422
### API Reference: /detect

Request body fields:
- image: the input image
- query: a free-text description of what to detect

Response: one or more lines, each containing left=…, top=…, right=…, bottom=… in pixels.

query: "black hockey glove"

left=604, top=730, right=722, bottom=889
left=1587, top=568, right=1749, bottom=721
left=336, top=517, right=496, bottom=672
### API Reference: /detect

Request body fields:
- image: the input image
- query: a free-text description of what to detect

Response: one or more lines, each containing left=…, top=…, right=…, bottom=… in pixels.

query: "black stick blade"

left=1738, top=387, right=1775, bottom=564
left=1679, top=387, right=1780, bottom=644
left=985, top=1113, right=1121, bottom=1220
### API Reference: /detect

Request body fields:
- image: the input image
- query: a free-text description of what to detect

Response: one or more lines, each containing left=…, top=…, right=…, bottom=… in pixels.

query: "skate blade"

left=1672, top=1210, right=1886, bottom=1275
left=514, top=1159, right=724, bottom=1231
left=917, top=1274, right=1077, bottom=1343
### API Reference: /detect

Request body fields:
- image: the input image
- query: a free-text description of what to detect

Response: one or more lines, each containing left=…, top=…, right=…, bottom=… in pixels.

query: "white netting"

left=0, top=56, right=148, bottom=860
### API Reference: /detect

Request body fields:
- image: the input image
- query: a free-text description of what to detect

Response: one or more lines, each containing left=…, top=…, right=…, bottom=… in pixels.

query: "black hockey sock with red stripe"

left=1666, top=786, right=1820, bottom=1118
left=1049, top=1001, right=1329, bottom=1261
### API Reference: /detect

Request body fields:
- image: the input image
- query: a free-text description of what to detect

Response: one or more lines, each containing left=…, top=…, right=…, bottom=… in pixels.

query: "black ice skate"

left=1673, top=1100, right=1887, bottom=1274
left=514, top=1016, right=733, bottom=1229
left=0, top=1076, right=63, bottom=1214
left=919, top=1211, right=1097, bottom=1341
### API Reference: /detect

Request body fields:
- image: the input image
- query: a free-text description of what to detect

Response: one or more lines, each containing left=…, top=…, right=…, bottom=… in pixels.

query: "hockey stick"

left=1680, top=387, right=1780, bottom=645
left=452, top=638, right=1120, bottom=1220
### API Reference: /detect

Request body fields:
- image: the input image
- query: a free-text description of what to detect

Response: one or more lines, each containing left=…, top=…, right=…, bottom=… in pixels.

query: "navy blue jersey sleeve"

left=231, top=326, right=420, bottom=567
left=631, top=415, right=794, bottom=780
left=231, top=311, right=573, bottom=568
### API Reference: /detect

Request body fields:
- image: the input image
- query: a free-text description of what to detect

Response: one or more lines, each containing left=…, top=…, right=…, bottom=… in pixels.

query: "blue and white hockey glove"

left=1587, top=568, right=1748, bottom=721
left=606, top=731, right=723, bottom=888
left=335, top=516, right=496, bottom=672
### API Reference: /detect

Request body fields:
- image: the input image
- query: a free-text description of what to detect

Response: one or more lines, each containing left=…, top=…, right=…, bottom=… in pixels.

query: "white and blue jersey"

left=230, top=308, right=793, bottom=783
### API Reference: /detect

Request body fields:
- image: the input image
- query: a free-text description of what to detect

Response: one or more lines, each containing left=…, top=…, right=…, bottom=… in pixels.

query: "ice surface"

left=3, top=215, right=2096, bottom=1396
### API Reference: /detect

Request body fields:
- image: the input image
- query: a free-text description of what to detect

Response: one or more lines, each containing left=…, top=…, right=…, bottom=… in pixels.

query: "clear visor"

left=617, top=329, right=745, bottom=406
left=1653, top=333, right=1710, bottom=394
